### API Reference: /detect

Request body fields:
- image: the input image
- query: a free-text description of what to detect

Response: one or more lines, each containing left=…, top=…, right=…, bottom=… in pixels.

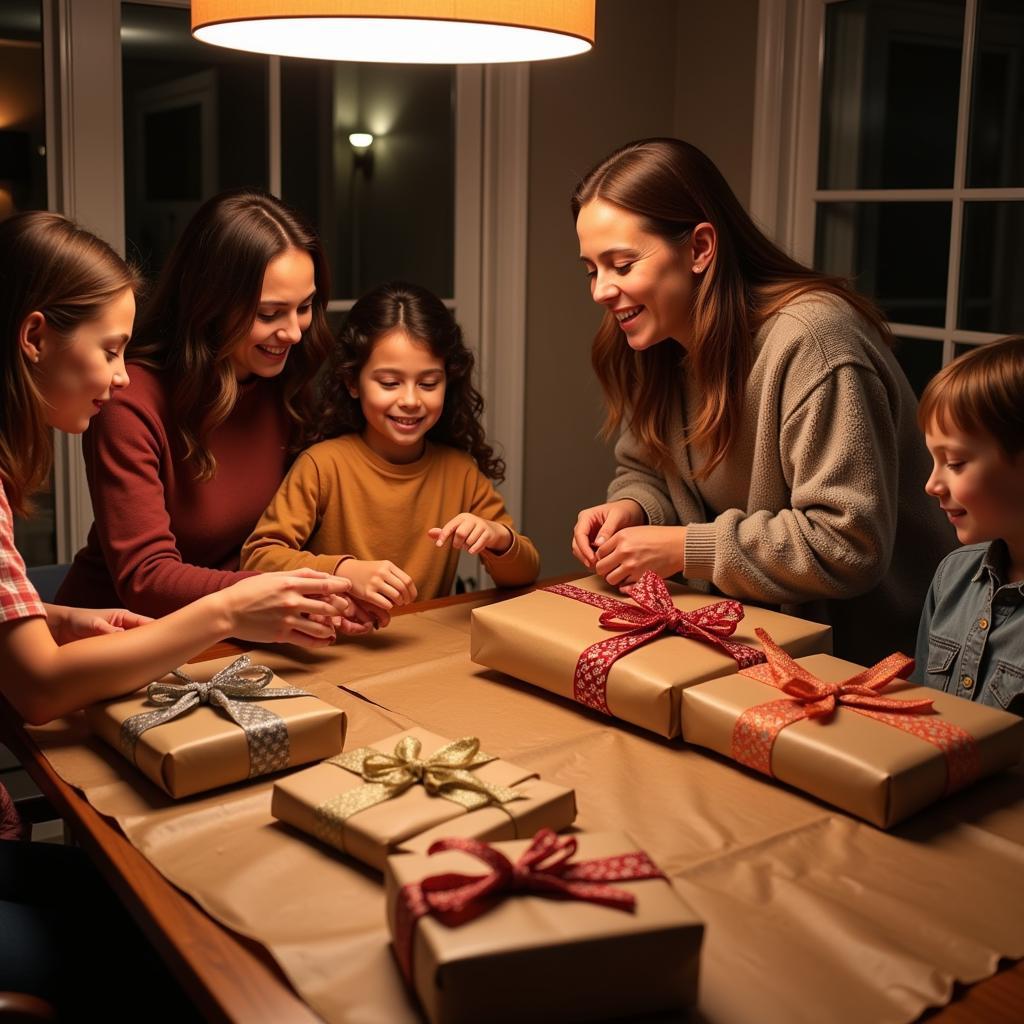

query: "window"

left=753, top=0, right=1024, bottom=393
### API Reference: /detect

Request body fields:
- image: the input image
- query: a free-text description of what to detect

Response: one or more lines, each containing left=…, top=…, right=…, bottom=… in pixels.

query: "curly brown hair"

left=318, top=281, right=505, bottom=481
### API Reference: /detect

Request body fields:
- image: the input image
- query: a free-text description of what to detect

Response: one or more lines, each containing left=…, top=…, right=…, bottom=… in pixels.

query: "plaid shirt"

left=0, top=479, right=46, bottom=624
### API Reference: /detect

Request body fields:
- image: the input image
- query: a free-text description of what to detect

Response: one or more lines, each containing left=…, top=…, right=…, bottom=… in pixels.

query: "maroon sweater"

left=56, top=365, right=292, bottom=617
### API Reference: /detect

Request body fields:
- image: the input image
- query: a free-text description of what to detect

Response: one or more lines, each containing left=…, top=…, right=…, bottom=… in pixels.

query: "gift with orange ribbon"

left=680, top=634, right=1024, bottom=827
left=384, top=829, right=703, bottom=1024
left=471, top=573, right=832, bottom=737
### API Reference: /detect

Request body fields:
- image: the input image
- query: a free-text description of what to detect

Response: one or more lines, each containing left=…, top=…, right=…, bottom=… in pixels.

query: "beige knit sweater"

left=607, top=292, right=955, bottom=662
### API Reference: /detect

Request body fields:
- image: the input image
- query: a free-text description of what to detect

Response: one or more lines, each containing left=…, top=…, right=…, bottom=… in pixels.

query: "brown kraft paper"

left=384, top=831, right=703, bottom=1024
left=86, top=654, right=347, bottom=799
left=470, top=574, right=832, bottom=738
left=271, top=726, right=577, bottom=871
left=680, top=651, right=1024, bottom=827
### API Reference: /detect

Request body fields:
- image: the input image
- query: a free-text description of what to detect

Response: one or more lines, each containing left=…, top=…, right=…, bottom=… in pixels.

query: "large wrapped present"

left=271, top=727, right=577, bottom=872
left=385, top=828, right=703, bottom=1024
left=471, top=571, right=832, bottom=737
left=86, top=654, right=346, bottom=799
left=680, top=630, right=1024, bottom=827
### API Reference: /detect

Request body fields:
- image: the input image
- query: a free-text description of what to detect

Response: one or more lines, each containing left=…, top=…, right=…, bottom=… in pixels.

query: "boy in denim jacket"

left=913, top=336, right=1024, bottom=715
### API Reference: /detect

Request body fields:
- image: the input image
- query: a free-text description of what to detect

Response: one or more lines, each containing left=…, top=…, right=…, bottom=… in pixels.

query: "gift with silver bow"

left=271, top=727, right=576, bottom=871
left=86, top=654, right=347, bottom=798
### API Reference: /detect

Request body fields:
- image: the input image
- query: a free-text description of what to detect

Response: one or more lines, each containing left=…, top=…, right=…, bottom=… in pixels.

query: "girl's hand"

left=571, top=499, right=646, bottom=570
left=338, top=559, right=417, bottom=610
left=44, top=604, right=154, bottom=646
left=428, top=515, right=512, bottom=556
left=214, top=568, right=357, bottom=647
left=594, top=526, right=687, bottom=587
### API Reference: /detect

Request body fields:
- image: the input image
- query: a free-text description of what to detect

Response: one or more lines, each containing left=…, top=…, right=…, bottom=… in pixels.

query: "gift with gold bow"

left=384, top=829, right=703, bottom=1024
left=680, top=633, right=1024, bottom=827
left=471, top=573, right=832, bottom=737
left=86, top=654, right=347, bottom=798
left=271, top=727, right=577, bottom=871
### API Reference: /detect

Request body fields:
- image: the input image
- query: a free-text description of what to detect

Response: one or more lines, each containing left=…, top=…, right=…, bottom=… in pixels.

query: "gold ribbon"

left=313, top=735, right=524, bottom=849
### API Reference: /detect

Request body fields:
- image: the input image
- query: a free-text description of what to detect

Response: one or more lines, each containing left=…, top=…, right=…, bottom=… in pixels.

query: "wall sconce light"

left=191, top=1, right=595, bottom=64
left=349, top=132, right=374, bottom=177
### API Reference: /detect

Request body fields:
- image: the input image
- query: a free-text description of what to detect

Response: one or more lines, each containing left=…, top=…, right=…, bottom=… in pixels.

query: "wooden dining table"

left=2, top=583, right=1023, bottom=1024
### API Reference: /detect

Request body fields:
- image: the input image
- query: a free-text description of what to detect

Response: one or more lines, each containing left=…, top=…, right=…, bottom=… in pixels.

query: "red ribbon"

left=544, top=571, right=766, bottom=714
left=392, top=828, right=664, bottom=982
left=733, top=628, right=980, bottom=793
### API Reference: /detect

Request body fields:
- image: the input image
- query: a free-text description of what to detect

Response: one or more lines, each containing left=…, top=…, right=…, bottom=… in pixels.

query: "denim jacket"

left=912, top=541, right=1024, bottom=715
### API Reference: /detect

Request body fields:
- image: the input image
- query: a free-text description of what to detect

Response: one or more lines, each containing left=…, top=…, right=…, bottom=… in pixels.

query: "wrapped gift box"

left=384, top=830, right=703, bottom=1024
left=86, top=654, right=346, bottom=799
left=680, top=648, right=1024, bottom=827
left=271, top=727, right=577, bottom=872
left=471, top=573, right=832, bottom=737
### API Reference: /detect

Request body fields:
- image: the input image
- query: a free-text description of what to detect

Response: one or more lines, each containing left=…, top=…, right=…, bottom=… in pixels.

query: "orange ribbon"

left=732, top=629, right=980, bottom=793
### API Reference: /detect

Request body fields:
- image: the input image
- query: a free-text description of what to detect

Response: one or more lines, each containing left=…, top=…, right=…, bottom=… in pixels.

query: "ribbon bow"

left=120, top=655, right=310, bottom=779
left=733, top=629, right=980, bottom=792
left=392, top=829, right=665, bottom=981
left=545, top=571, right=765, bottom=714
left=312, top=736, right=524, bottom=847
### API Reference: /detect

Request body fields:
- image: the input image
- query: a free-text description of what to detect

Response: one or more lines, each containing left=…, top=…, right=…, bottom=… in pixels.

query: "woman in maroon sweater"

left=56, top=190, right=369, bottom=620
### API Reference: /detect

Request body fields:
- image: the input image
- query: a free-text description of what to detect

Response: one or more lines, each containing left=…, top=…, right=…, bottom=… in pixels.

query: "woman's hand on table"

left=428, top=514, right=512, bottom=555
left=337, top=558, right=417, bottom=611
left=571, top=499, right=646, bottom=571
left=43, top=604, right=153, bottom=645
left=594, top=525, right=687, bottom=586
left=213, top=569, right=358, bottom=647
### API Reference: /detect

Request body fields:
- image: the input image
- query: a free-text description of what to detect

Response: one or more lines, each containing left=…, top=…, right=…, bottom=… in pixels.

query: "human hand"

left=215, top=568, right=357, bottom=647
left=45, top=604, right=154, bottom=645
left=428, top=514, right=512, bottom=555
left=571, top=499, right=646, bottom=570
left=594, top=525, right=687, bottom=587
left=339, top=559, right=417, bottom=611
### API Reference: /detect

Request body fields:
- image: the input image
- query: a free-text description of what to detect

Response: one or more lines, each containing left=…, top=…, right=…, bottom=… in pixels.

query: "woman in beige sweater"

left=571, top=138, right=953, bottom=661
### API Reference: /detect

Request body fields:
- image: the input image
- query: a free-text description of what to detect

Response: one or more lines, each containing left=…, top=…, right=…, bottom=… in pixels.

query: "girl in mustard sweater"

left=242, top=282, right=539, bottom=611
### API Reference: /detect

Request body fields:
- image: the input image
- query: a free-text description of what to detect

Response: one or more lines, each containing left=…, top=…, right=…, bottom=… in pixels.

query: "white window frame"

left=751, top=0, right=1024, bottom=365
left=43, top=0, right=527, bottom=575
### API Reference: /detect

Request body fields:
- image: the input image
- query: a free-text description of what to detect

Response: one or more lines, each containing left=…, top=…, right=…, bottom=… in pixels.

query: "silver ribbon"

left=119, top=655, right=310, bottom=779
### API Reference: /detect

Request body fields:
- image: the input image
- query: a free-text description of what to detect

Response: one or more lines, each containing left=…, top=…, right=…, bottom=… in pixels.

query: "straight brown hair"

left=0, top=211, right=139, bottom=515
left=128, top=189, right=333, bottom=480
left=572, top=138, right=891, bottom=478
left=918, top=335, right=1024, bottom=459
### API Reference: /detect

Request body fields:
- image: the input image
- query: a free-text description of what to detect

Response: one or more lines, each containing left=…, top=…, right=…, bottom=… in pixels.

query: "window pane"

left=819, top=0, right=963, bottom=190
left=281, top=59, right=454, bottom=300
left=892, top=337, right=943, bottom=396
left=815, top=202, right=951, bottom=326
left=958, top=201, right=1024, bottom=333
left=122, top=3, right=268, bottom=277
left=967, top=0, right=1024, bottom=187
left=1, top=1, right=54, bottom=565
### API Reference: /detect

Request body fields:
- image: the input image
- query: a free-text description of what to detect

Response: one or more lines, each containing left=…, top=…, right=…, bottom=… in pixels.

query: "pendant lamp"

left=191, top=2, right=595, bottom=64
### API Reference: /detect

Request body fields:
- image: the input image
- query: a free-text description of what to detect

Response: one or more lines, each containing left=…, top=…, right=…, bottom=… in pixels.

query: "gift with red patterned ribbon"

left=471, top=573, right=833, bottom=738
left=385, top=829, right=703, bottom=1024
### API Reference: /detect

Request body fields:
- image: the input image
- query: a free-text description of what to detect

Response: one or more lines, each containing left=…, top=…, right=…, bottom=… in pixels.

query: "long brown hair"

left=318, top=281, right=505, bottom=480
left=0, top=211, right=139, bottom=515
left=918, top=335, right=1024, bottom=459
left=572, top=138, right=891, bottom=478
left=128, top=189, right=333, bottom=480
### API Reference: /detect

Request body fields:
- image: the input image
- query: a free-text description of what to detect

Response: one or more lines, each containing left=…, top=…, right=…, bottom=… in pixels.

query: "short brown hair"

left=918, top=336, right=1024, bottom=459
left=0, top=211, right=139, bottom=514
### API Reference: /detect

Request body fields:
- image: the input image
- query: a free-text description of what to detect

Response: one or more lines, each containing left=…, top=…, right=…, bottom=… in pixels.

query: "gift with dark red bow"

left=680, top=631, right=1024, bottom=826
left=384, top=829, right=703, bottom=1024
left=471, top=572, right=832, bottom=737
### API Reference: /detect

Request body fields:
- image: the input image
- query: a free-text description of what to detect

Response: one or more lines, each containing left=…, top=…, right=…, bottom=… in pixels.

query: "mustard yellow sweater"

left=241, top=434, right=540, bottom=599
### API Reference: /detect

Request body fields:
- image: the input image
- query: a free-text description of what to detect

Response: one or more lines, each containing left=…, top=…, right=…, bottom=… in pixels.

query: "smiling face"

left=351, top=327, right=446, bottom=464
left=924, top=417, right=1024, bottom=551
left=25, top=286, right=135, bottom=433
left=576, top=198, right=698, bottom=350
left=228, top=247, right=316, bottom=381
